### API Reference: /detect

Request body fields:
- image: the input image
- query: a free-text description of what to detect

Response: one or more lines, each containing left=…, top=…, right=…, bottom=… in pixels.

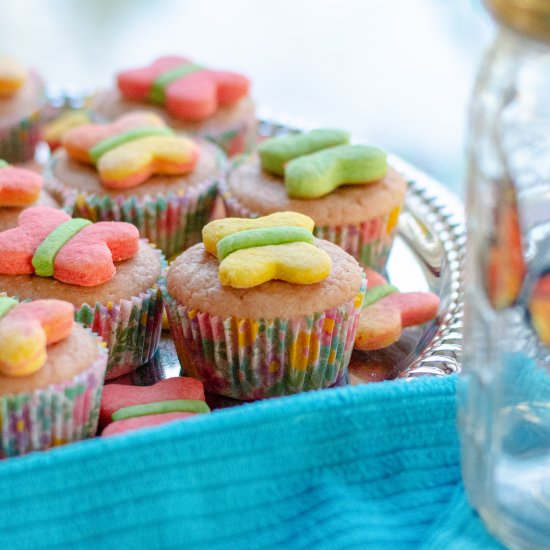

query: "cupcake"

left=0, top=297, right=107, bottom=457
left=222, top=129, right=407, bottom=272
left=0, top=206, right=164, bottom=379
left=0, top=161, right=58, bottom=232
left=164, top=211, right=366, bottom=400
left=44, top=111, right=224, bottom=259
left=93, top=56, right=256, bottom=156
left=0, top=56, right=45, bottom=163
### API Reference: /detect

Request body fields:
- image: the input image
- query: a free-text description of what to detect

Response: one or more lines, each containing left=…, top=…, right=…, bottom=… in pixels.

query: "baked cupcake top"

left=0, top=298, right=103, bottom=395
left=0, top=162, right=58, bottom=231
left=50, top=111, right=223, bottom=198
left=0, top=57, right=43, bottom=119
left=227, top=129, right=407, bottom=225
left=168, top=212, right=363, bottom=319
left=0, top=206, right=161, bottom=306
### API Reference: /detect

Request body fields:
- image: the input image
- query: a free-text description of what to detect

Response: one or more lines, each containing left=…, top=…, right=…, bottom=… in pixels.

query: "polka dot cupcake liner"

left=74, top=247, right=166, bottom=380
left=220, top=188, right=402, bottom=273
left=44, top=151, right=223, bottom=260
left=0, top=109, right=42, bottom=163
left=0, top=328, right=107, bottom=458
left=162, top=274, right=366, bottom=401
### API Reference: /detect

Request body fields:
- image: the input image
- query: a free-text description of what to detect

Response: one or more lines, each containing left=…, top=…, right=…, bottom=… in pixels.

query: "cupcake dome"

left=44, top=111, right=225, bottom=259
left=93, top=56, right=256, bottom=156
left=0, top=298, right=107, bottom=457
left=164, top=213, right=365, bottom=400
left=0, top=57, right=44, bottom=163
left=222, top=131, right=407, bottom=271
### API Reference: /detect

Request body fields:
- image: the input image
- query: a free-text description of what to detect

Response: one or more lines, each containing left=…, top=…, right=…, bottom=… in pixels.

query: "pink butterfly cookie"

left=117, top=56, right=250, bottom=122
left=0, top=206, right=139, bottom=286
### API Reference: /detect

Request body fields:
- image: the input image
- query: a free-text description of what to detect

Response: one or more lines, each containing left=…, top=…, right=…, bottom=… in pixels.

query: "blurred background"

left=0, top=0, right=494, bottom=195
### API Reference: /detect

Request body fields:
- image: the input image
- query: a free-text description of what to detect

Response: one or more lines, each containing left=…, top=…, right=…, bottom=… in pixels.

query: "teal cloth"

left=0, top=375, right=505, bottom=549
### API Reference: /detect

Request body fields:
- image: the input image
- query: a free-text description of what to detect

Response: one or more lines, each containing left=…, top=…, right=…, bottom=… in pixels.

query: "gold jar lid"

left=487, top=0, right=550, bottom=43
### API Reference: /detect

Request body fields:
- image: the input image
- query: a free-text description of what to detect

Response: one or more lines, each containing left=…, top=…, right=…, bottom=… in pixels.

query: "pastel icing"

left=216, top=226, right=314, bottom=261
left=117, top=56, right=250, bottom=122
left=258, top=129, right=350, bottom=176
left=203, top=212, right=331, bottom=288
left=202, top=211, right=314, bottom=256
left=0, top=299, right=74, bottom=377
left=63, top=112, right=200, bottom=189
left=285, top=144, right=387, bottom=199
left=0, top=206, right=139, bottom=286
left=0, top=164, right=43, bottom=207
left=111, top=399, right=211, bottom=421
left=0, top=57, right=27, bottom=97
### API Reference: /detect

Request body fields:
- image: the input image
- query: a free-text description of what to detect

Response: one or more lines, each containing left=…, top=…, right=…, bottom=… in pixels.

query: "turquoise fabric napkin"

left=0, top=375, right=504, bottom=549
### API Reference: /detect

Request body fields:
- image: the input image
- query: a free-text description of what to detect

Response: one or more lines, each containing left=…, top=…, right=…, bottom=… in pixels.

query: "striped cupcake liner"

left=74, top=248, right=166, bottom=380
left=44, top=148, right=224, bottom=260
left=163, top=274, right=366, bottom=400
left=221, top=188, right=401, bottom=273
left=0, top=109, right=42, bottom=163
left=0, top=328, right=107, bottom=458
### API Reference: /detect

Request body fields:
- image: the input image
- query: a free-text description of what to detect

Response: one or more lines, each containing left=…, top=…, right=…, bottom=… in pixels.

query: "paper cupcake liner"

left=163, top=275, right=366, bottom=400
left=0, top=328, right=107, bottom=458
left=74, top=247, right=166, bottom=380
left=221, top=189, right=401, bottom=273
left=0, top=109, right=42, bottom=163
left=44, top=151, right=223, bottom=259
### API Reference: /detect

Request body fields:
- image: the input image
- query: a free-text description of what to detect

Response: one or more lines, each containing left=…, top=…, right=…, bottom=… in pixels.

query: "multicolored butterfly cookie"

left=63, top=111, right=200, bottom=189
left=354, top=268, right=440, bottom=350
left=0, top=297, right=74, bottom=376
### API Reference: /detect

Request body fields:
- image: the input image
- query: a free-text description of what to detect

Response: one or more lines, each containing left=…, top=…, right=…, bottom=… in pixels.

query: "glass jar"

left=460, top=1, right=550, bottom=549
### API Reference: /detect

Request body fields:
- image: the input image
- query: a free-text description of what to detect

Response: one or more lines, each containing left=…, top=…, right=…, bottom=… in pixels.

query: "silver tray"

left=120, top=113, right=466, bottom=395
